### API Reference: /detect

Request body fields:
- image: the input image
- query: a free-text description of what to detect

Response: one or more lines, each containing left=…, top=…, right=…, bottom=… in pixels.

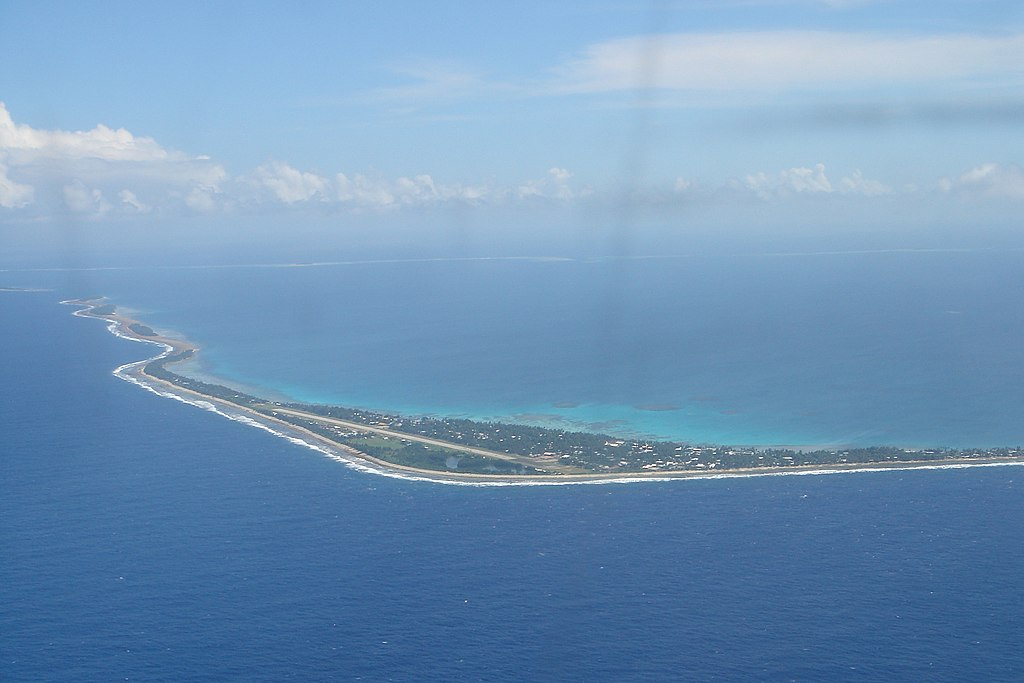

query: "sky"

left=2, top=0, right=1023, bottom=261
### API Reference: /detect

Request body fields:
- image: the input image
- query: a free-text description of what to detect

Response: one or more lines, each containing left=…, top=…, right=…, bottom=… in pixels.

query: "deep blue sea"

left=2, top=252, right=1024, bottom=680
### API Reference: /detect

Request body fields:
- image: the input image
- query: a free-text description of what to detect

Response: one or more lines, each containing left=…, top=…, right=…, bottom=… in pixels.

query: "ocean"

left=2, top=251, right=1023, bottom=680
left=19, top=249, right=1024, bottom=448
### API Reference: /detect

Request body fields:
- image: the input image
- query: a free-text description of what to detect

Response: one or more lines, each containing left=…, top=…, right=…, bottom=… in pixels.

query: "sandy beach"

left=66, top=298, right=1024, bottom=486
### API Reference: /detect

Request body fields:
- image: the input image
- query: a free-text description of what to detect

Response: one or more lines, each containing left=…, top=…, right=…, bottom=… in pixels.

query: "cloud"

left=746, top=163, right=832, bottom=197
left=282, top=170, right=487, bottom=208
left=7, top=103, right=1013, bottom=228
left=366, top=61, right=491, bottom=106
left=743, top=163, right=888, bottom=199
left=336, top=173, right=397, bottom=207
left=804, top=101, right=1024, bottom=128
left=741, top=163, right=892, bottom=198
left=0, top=162, right=33, bottom=208
left=0, top=101, right=579, bottom=218
left=246, top=160, right=330, bottom=204
left=837, top=170, right=888, bottom=196
left=0, top=102, right=226, bottom=216
left=940, top=163, right=1024, bottom=199
left=241, top=163, right=494, bottom=209
left=183, top=185, right=222, bottom=213
left=517, top=167, right=577, bottom=200
left=333, top=171, right=487, bottom=207
left=551, top=31, right=1024, bottom=95
left=392, top=174, right=488, bottom=204
left=0, top=101, right=175, bottom=163
left=118, top=189, right=150, bottom=213
left=63, top=180, right=111, bottom=216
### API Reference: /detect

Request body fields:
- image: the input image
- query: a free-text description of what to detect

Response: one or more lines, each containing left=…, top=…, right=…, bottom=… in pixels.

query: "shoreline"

left=63, top=298, right=1024, bottom=486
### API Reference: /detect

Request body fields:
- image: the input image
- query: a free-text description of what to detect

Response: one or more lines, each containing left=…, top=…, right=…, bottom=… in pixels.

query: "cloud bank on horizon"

left=2, top=102, right=1019, bottom=221
left=1, top=0, right=1022, bottom=230
left=0, top=102, right=584, bottom=216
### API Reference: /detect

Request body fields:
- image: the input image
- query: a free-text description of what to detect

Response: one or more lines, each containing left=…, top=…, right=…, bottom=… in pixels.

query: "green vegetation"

left=73, top=300, right=1024, bottom=477
left=143, top=354, right=540, bottom=474
left=283, top=402, right=1022, bottom=474
left=145, top=354, right=261, bottom=408
left=322, top=432, right=538, bottom=475
left=139, top=350, right=1023, bottom=477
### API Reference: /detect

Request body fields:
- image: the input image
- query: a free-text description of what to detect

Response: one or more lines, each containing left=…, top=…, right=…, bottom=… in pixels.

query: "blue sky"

left=1, top=0, right=1023, bottom=255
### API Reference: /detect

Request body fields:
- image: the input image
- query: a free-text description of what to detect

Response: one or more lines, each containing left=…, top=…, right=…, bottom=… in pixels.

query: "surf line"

left=62, top=298, right=1024, bottom=487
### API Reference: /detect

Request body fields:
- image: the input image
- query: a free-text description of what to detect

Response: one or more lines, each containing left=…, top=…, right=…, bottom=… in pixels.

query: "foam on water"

left=67, top=299, right=1024, bottom=488
left=50, top=250, right=1024, bottom=449
left=1, top=278, right=1014, bottom=682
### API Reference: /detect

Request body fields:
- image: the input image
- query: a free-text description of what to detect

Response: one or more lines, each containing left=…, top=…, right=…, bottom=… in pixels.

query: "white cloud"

left=63, top=180, right=111, bottom=216
left=838, top=170, right=889, bottom=196
left=238, top=162, right=491, bottom=208
left=0, top=101, right=175, bottom=163
left=0, top=104, right=901, bottom=220
left=552, top=31, right=1024, bottom=94
left=9, top=103, right=1000, bottom=226
left=336, top=173, right=396, bottom=207
left=744, top=163, right=888, bottom=199
left=0, top=162, right=33, bottom=208
left=392, top=174, right=487, bottom=204
left=331, top=171, right=488, bottom=207
left=247, top=160, right=330, bottom=204
left=0, top=103, right=228, bottom=216
left=118, top=189, right=149, bottom=212
left=517, top=167, right=576, bottom=200
left=0, top=101, right=498, bottom=216
left=745, top=163, right=831, bottom=198
left=940, top=163, right=1024, bottom=199
left=367, top=61, right=489, bottom=105
left=516, top=181, right=542, bottom=198
left=183, top=185, right=222, bottom=213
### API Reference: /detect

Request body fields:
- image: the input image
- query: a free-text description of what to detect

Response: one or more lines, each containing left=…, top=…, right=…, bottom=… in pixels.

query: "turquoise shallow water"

left=10, top=249, right=1024, bottom=447
left=3, top=291, right=1024, bottom=680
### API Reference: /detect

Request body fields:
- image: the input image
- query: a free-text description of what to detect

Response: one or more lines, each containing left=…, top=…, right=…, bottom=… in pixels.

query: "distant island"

left=66, top=298, right=1024, bottom=483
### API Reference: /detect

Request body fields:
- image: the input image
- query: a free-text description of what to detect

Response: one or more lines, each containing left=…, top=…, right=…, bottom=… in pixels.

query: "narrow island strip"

left=64, top=298, right=1024, bottom=485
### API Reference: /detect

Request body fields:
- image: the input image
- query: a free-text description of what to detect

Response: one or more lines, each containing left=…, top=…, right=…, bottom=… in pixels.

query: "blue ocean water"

left=2, top=290, right=1023, bottom=681
left=23, top=249, right=1024, bottom=448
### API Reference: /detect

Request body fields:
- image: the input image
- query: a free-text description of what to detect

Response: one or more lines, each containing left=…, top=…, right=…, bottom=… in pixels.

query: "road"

left=265, top=406, right=580, bottom=474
